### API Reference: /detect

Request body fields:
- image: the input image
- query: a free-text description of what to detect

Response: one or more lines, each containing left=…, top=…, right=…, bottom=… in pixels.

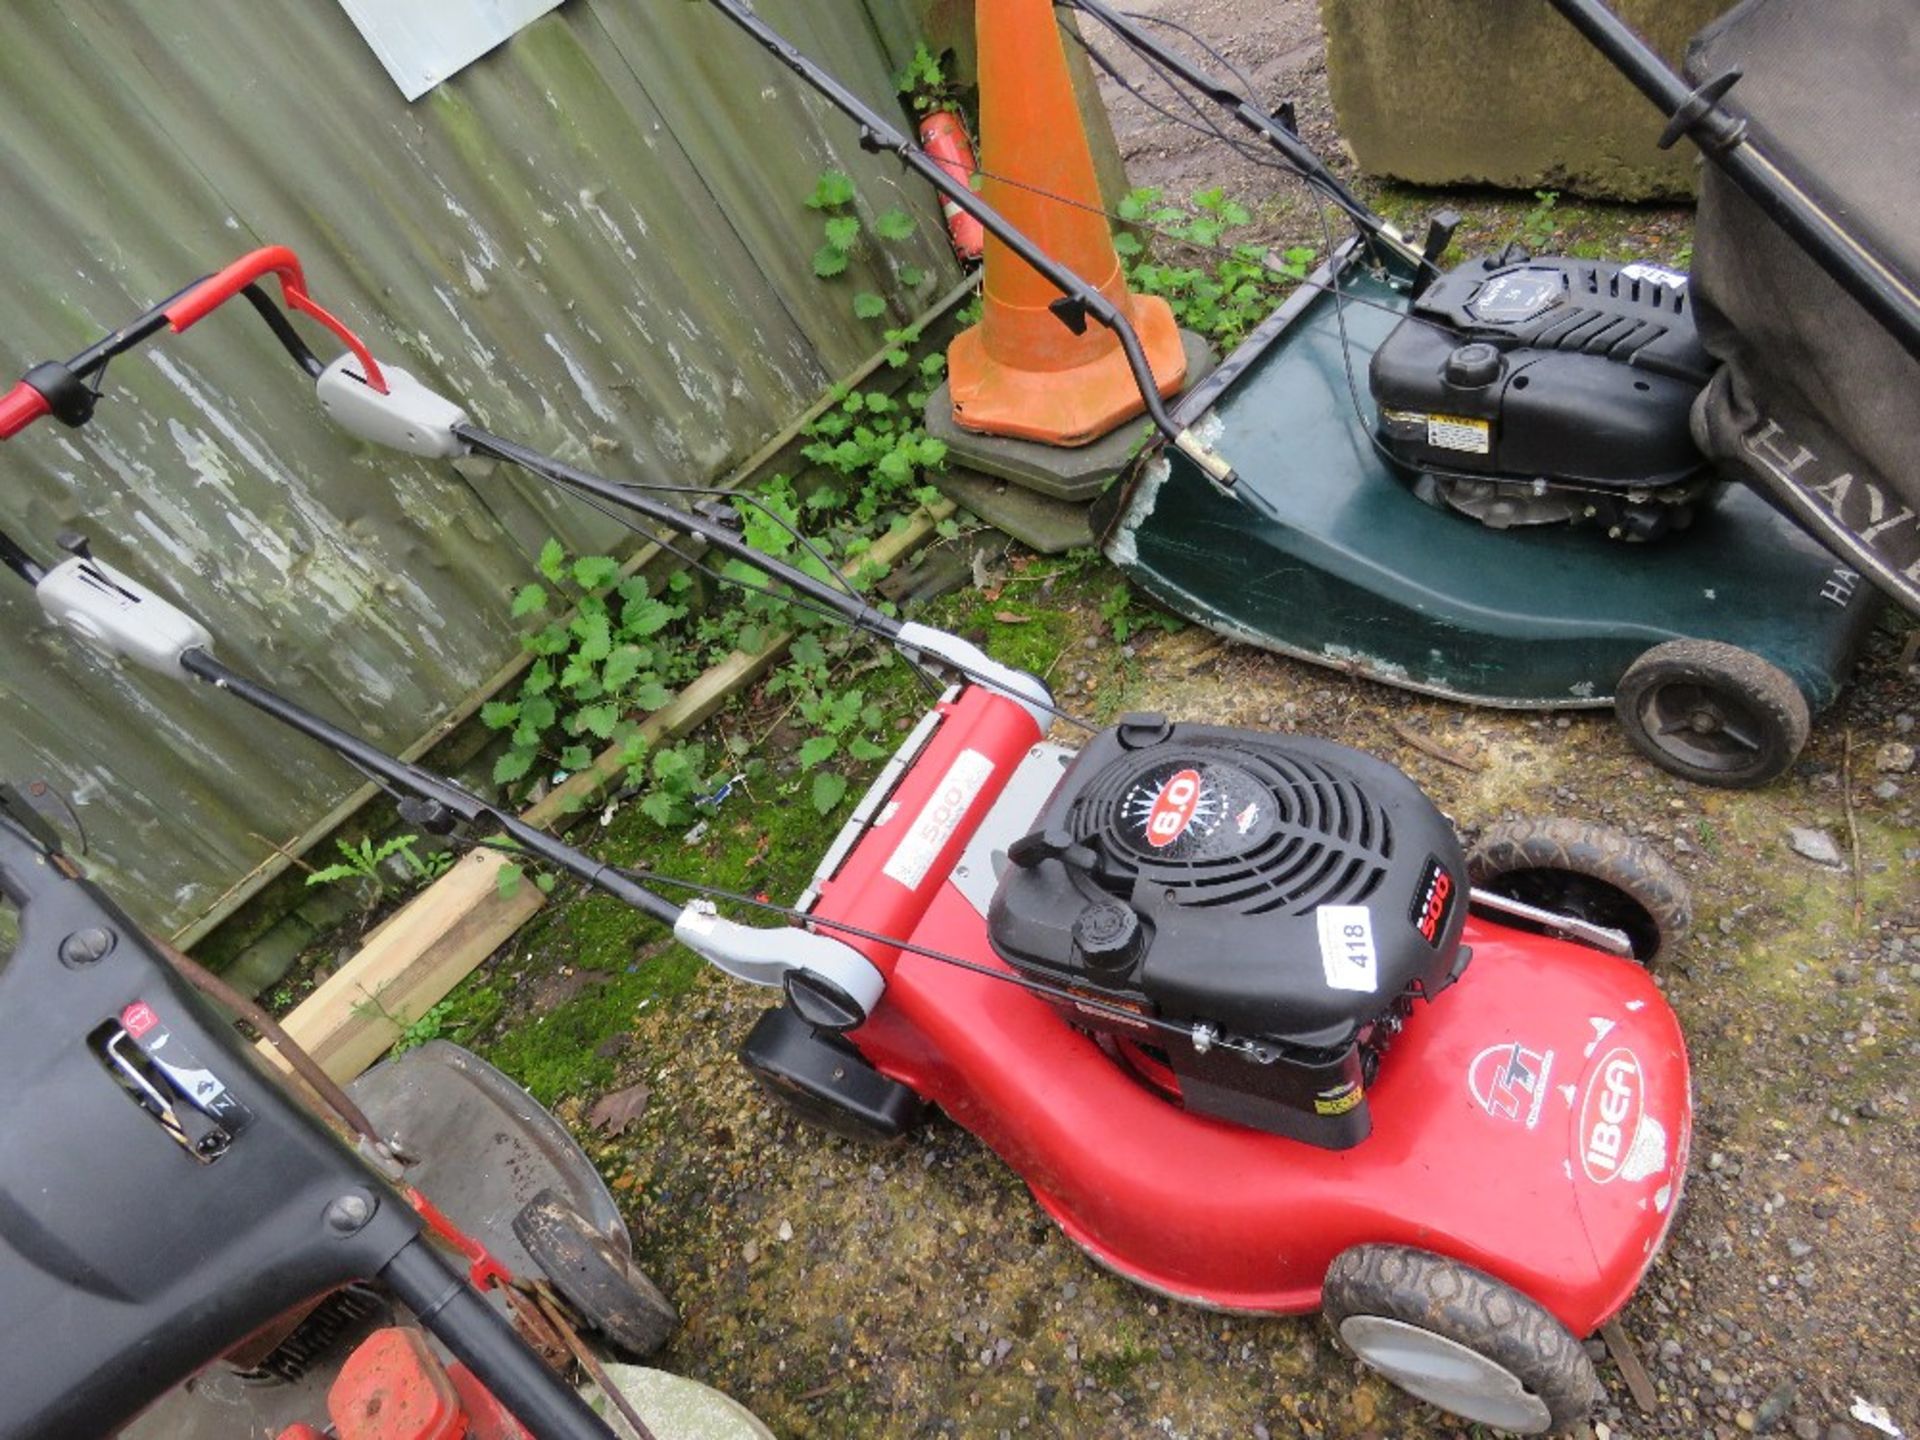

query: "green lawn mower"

left=1066, top=0, right=1912, bottom=789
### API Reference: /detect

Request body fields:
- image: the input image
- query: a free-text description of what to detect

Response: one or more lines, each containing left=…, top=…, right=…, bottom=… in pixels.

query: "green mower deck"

left=1094, top=249, right=1880, bottom=713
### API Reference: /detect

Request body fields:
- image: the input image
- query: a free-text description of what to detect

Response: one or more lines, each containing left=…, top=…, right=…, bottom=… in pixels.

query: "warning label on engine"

left=1316, top=904, right=1379, bottom=993
left=1427, top=414, right=1491, bottom=454
left=882, top=748, right=994, bottom=892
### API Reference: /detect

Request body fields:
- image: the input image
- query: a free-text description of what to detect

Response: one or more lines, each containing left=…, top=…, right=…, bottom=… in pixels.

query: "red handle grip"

left=163, top=244, right=389, bottom=394
left=0, top=380, right=51, bottom=440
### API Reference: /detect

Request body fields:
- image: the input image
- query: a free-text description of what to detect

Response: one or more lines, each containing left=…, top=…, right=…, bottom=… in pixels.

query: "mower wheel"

left=1322, top=1245, right=1599, bottom=1435
left=1467, top=816, right=1690, bottom=964
left=1614, top=639, right=1810, bottom=788
left=512, top=1189, right=677, bottom=1359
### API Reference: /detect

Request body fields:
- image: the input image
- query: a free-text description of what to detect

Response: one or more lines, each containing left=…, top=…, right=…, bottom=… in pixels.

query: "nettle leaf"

left=480, top=700, right=520, bottom=730
left=632, top=680, right=672, bottom=712
left=496, top=863, right=525, bottom=899
left=560, top=743, right=594, bottom=771
left=874, top=208, right=916, bottom=241
left=560, top=656, right=597, bottom=691
left=571, top=612, right=613, bottom=663
left=812, top=245, right=850, bottom=279
left=602, top=646, right=645, bottom=692
left=623, top=596, right=676, bottom=637
left=640, top=790, right=682, bottom=827
left=512, top=722, right=543, bottom=749
left=811, top=771, right=849, bottom=815
left=849, top=736, right=887, bottom=762
left=493, top=747, right=536, bottom=784
left=537, top=538, right=568, bottom=584
left=510, top=584, right=549, bottom=618
left=823, top=215, right=861, bottom=250
left=576, top=704, right=620, bottom=740
left=806, top=169, right=857, bottom=210
left=572, top=555, right=619, bottom=591
left=789, top=632, right=828, bottom=669
left=797, top=734, right=838, bottom=769
left=875, top=449, right=914, bottom=484
left=521, top=695, right=558, bottom=731
left=524, top=660, right=555, bottom=696
left=852, top=291, right=887, bottom=320
left=653, top=747, right=694, bottom=785
left=899, top=264, right=927, bottom=288
left=528, top=624, right=572, bottom=658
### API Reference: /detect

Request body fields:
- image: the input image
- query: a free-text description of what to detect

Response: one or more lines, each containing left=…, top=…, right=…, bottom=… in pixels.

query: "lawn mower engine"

left=988, top=717, right=1469, bottom=1148
left=1371, top=254, right=1716, bottom=540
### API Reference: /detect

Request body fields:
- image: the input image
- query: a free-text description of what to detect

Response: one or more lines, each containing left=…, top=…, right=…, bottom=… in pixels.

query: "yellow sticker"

left=1427, top=414, right=1491, bottom=454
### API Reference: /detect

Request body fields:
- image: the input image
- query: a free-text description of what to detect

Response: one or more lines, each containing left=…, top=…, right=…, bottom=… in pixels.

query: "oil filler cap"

left=1444, top=342, right=1503, bottom=388
left=1072, top=902, right=1144, bottom=974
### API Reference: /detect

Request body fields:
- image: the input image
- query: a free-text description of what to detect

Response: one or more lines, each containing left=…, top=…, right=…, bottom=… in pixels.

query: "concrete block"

left=1321, top=0, right=1723, bottom=201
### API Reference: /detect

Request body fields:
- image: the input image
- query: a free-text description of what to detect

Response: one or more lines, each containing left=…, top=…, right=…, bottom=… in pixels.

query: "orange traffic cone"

left=947, top=0, right=1188, bottom=446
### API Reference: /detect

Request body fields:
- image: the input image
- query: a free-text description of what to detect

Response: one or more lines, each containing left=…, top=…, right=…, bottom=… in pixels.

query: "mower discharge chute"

left=705, top=0, right=1885, bottom=789
left=4, top=247, right=1697, bottom=1435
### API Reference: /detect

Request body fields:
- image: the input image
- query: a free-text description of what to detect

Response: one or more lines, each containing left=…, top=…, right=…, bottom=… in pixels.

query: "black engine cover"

left=1371, top=255, right=1714, bottom=494
left=987, top=716, right=1468, bottom=1147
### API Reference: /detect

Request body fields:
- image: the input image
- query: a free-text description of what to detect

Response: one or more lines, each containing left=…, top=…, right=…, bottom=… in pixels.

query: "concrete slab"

left=926, top=329, right=1218, bottom=504
left=1322, top=0, right=1722, bottom=202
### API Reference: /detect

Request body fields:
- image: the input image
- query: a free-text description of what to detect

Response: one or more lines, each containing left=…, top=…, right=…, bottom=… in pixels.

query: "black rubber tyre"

left=1467, top=816, right=1690, bottom=965
left=1614, top=639, right=1811, bottom=788
left=512, top=1189, right=677, bottom=1359
left=1323, top=1245, right=1599, bottom=1435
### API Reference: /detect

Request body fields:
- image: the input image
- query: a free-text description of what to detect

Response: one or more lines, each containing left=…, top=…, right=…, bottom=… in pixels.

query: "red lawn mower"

left=1, top=246, right=1697, bottom=1434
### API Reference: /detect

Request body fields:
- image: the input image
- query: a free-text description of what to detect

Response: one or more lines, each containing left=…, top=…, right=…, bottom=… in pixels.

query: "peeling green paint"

left=0, top=0, right=970, bottom=936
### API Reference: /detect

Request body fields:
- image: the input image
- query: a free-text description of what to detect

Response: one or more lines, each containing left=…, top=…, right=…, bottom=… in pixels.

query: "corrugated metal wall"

left=0, top=0, right=960, bottom=936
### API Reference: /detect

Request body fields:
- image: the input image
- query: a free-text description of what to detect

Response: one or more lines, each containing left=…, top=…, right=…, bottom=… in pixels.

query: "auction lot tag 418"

left=1316, top=905, right=1379, bottom=992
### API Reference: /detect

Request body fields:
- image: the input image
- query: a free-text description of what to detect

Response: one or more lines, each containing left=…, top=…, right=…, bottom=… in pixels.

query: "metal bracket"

left=1469, top=887, right=1634, bottom=959
left=892, top=622, right=1055, bottom=733
left=673, top=904, right=886, bottom=1024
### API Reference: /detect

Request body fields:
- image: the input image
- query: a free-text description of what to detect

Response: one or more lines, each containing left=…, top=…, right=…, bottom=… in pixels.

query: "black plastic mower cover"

left=1683, top=0, right=1920, bottom=613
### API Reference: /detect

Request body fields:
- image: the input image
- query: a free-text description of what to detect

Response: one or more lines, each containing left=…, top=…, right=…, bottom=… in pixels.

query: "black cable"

left=603, top=860, right=1263, bottom=1053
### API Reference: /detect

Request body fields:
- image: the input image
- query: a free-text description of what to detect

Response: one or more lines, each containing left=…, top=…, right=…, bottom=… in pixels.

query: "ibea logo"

left=1579, top=1047, right=1644, bottom=1184
left=1145, top=768, right=1203, bottom=849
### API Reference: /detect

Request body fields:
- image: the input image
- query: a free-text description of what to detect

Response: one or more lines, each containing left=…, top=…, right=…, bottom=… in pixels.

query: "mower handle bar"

left=0, top=245, right=387, bottom=442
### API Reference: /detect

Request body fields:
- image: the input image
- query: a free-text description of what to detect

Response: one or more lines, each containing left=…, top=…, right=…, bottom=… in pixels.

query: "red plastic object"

left=810, top=685, right=1691, bottom=1337
left=406, top=1185, right=516, bottom=1292
left=0, top=380, right=51, bottom=440
left=327, top=1328, right=466, bottom=1440
left=275, top=1428, right=328, bottom=1440
left=917, top=109, right=985, bottom=264
left=163, top=245, right=389, bottom=395
left=447, top=1364, right=533, bottom=1440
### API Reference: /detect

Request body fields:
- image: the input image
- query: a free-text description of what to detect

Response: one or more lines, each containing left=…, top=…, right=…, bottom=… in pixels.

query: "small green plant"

left=895, top=41, right=955, bottom=116
left=1114, top=187, right=1311, bottom=349
left=1522, top=189, right=1561, bottom=249
left=804, top=170, right=924, bottom=320
left=1099, top=580, right=1184, bottom=644
left=392, top=999, right=454, bottom=1055
left=305, top=833, right=452, bottom=897
left=483, top=540, right=694, bottom=789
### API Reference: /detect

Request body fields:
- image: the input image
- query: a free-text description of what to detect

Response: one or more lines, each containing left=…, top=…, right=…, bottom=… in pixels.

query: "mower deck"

left=1093, top=249, right=1879, bottom=711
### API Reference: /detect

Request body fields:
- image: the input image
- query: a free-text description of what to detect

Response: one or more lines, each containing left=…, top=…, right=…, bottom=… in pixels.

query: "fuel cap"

left=1444, top=342, right=1503, bottom=388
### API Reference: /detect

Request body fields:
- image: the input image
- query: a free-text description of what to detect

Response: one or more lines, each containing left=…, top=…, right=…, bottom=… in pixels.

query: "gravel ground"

left=525, top=6, right=1918, bottom=1439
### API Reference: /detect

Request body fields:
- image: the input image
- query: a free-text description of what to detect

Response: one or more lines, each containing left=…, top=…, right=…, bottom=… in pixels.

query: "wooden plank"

left=265, top=850, right=543, bottom=1082
left=276, top=499, right=954, bottom=1081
